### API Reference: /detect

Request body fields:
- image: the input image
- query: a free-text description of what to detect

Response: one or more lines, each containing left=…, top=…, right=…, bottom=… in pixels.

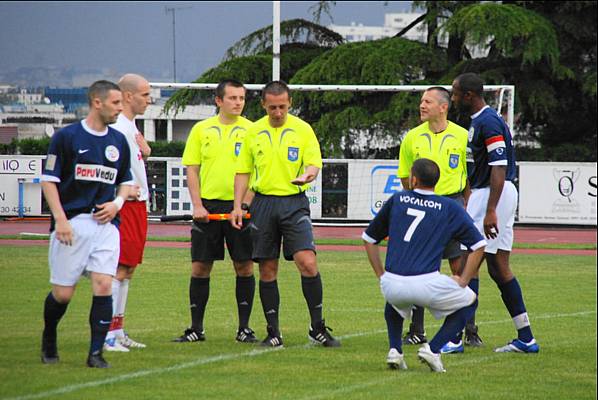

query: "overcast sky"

left=0, top=1, right=412, bottom=84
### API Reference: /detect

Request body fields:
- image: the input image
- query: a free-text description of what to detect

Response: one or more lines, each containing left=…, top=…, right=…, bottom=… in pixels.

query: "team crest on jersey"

left=105, top=145, right=120, bottom=162
left=449, top=154, right=459, bottom=169
left=468, top=126, right=475, bottom=142
left=288, top=146, right=299, bottom=161
left=235, top=142, right=242, bottom=156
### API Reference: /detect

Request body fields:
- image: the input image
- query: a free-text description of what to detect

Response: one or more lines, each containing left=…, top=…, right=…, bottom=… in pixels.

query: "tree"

left=168, top=2, right=596, bottom=161
left=164, top=18, right=343, bottom=119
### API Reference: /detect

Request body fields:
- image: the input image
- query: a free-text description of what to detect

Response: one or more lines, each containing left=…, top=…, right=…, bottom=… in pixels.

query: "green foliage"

left=446, top=3, right=560, bottom=69
left=0, top=139, right=18, bottom=155
left=0, top=137, right=51, bottom=155
left=223, top=18, right=343, bottom=60
left=149, top=140, right=186, bottom=157
left=291, top=37, right=448, bottom=157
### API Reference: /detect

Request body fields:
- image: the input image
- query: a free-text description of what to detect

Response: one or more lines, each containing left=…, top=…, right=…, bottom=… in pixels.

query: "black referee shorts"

left=249, top=192, right=315, bottom=262
left=190, top=199, right=253, bottom=263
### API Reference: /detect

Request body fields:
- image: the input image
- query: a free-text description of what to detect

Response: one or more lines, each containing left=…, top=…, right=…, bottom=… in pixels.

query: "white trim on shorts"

left=49, top=214, right=120, bottom=286
left=466, top=180, right=517, bottom=254
left=379, top=271, right=476, bottom=320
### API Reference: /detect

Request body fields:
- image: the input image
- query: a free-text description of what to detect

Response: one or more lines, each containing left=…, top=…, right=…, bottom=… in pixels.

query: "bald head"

left=118, top=73, right=151, bottom=118
left=118, top=73, right=148, bottom=93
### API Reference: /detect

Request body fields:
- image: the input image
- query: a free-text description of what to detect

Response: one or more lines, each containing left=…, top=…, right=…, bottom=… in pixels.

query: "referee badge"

left=449, top=154, right=459, bottom=169
left=235, top=142, right=242, bottom=156
left=288, top=146, right=299, bottom=161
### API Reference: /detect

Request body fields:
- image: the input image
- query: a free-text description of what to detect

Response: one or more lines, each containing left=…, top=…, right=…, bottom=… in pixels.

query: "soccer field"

left=0, top=246, right=595, bottom=400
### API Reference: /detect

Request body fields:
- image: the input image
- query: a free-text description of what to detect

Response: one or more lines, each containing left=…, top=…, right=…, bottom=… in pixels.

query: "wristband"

left=241, top=203, right=250, bottom=211
left=112, top=196, right=125, bottom=211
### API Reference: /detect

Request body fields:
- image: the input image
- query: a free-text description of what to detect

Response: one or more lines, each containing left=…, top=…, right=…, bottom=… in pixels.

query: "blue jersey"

left=467, top=106, right=516, bottom=189
left=364, top=189, right=485, bottom=276
left=42, top=121, right=133, bottom=223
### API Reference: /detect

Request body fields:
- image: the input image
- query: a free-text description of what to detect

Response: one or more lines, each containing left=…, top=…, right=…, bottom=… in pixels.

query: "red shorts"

left=118, top=201, right=148, bottom=267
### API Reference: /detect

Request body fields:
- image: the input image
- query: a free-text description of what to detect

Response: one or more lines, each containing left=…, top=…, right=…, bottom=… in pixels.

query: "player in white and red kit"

left=104, top=74, right=152, bottom=352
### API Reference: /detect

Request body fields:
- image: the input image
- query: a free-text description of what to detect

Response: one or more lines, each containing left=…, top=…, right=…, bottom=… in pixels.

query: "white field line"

left=3, top=310, right=595, bottom=400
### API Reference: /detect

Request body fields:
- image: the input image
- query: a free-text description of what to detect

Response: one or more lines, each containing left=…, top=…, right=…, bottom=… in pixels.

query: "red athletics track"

left=0, top=219, right=595, bottom=256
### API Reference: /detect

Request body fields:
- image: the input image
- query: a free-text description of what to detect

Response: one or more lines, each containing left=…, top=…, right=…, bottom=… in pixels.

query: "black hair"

left=261, top=80, right=290, bottom=101
left=455, top=73, right=484, bottom=97
left=216, top=79, right=245, bottom=99
left=87, top=80, right=120, bottom=106
left=411, top=158, right=440, bottom=188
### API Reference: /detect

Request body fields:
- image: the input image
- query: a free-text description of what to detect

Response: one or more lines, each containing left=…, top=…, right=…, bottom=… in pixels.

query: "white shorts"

left=467, top=181, right=517, bottom=254
left=380, top=271, right=476, bottom=320
left=48, top=214, right=120, bottom=286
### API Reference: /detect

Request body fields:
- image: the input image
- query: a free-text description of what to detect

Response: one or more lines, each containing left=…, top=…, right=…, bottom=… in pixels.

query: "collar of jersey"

left=470, top=105, right=490, bottom=120
left=413, top=189, right=435, bottom=195
left=81, top=120, right=108, bottom=136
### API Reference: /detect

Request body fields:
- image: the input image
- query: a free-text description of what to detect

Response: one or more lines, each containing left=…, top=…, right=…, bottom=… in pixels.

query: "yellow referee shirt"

left=397, top=121, right=468, bottom=196
left=237, top=114, right=322, bottom=196
left=182, top=115, right=253, bottom=200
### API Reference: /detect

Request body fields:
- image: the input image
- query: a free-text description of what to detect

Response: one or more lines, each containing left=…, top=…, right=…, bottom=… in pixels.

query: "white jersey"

left=111, top=113, right=149, bottom=201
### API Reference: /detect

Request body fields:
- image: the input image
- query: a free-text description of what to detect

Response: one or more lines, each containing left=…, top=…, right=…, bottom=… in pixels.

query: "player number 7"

left=404, top=208, right=426, bottom=242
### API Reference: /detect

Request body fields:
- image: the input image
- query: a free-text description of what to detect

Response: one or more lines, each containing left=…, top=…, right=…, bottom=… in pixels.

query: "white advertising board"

left=347, top=159, right=403, bottom=220
left=0, top=155, right=43, bottom=216
left=164, top=158, right=323, bottom=218
left=518, top=162, right=597, bottom=225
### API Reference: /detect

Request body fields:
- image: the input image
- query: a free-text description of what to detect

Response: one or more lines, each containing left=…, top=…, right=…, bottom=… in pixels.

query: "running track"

left=0, top=220, right=595, bottom=256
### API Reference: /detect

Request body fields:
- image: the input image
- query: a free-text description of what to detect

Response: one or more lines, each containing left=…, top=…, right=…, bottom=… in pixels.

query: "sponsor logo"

left=46, top=154, right=57, bottom=171
left=288, top=146, right=299, bottom=162
left=75, top=163, right=117, bottom=184
left=467, top=126, right=475, bottom=142
left=78, top=149, right=89, bottom=154
left=105, top=145, right=120, bottom=162
left=449, top=153, right=459, bottom=169
left=551, top=168, right=581, bottom=214
left=370, top=165, right=401, bottom=216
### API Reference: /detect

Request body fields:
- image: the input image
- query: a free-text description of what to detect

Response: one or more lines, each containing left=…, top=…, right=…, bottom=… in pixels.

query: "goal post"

left=148, top=82, right=515, bottom=222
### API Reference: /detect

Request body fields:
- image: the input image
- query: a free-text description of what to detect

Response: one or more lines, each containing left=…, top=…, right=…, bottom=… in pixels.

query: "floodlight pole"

left=272, top=1, right=281, bottom=81
left=166, top=6, right=191, bottom=83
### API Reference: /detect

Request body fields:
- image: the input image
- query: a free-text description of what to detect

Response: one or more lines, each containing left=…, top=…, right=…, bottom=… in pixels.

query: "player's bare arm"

left=41, top=181, right=73, bottom=246
left=291, top=165, right=320, bottom=185
left=231, top=173, right=250, bottom=229
left=93, top=184, right=131, bottom=224
left=484, top=166, right=506, bottom=239
left=363, top=241, right=385, bottom=279
left=186, top=165, right=209, bottom=223
left=135, top=132, right=151, bottom=160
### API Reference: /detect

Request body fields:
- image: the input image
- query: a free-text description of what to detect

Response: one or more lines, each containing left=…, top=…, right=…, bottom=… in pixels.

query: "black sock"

left=259, top=280, right=279, bottom=332
left=409, top=306, right=425, bottom=335
left=43, top=292, right=68, bottom=346
left=189, top=277, right=210, bottom=332
left=236, top=275, right=255, bottom=329
left=301, top=273, right=323, bottom=327
left=89, top=295, right=112, bottom=355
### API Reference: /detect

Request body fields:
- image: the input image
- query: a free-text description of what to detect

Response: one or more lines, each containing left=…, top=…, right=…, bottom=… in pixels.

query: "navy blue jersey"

left=467, top=106, right=516, bottom=189
left=42, top=121, right=133, bottom=221
left=364, top=189, right=485, bottom=276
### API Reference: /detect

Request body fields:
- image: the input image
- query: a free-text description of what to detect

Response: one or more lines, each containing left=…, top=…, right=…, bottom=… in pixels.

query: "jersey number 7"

left=404, top=208, right=426, bottom=242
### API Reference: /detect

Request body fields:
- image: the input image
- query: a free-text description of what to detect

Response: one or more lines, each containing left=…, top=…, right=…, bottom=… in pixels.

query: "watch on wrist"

left=241, top=203, right=250, bottom=211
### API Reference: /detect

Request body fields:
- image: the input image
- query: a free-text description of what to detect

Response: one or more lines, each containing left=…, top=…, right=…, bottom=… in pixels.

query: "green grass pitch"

left=0, top=245, right=595, bottom=400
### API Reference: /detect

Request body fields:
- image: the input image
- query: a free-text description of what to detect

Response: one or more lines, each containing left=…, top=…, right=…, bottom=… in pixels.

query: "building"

left=0, top=87, right=217, bottom=144
left=328, top=13, right=427, bottom=43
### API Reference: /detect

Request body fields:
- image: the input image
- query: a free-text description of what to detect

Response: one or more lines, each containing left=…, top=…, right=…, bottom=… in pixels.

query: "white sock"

left=111, top=278, right=121, bottom=319
left=117, top=279, right=129, bottom=316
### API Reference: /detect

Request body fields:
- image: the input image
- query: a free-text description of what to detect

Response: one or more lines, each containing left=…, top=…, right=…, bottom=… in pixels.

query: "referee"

left=231, top=80, right=340, bottom=348
left=397, top=87, right=482, bottom=351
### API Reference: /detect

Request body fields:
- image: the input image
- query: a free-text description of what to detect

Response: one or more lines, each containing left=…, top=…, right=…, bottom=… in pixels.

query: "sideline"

left=4, top=310, right=595, bottom=400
